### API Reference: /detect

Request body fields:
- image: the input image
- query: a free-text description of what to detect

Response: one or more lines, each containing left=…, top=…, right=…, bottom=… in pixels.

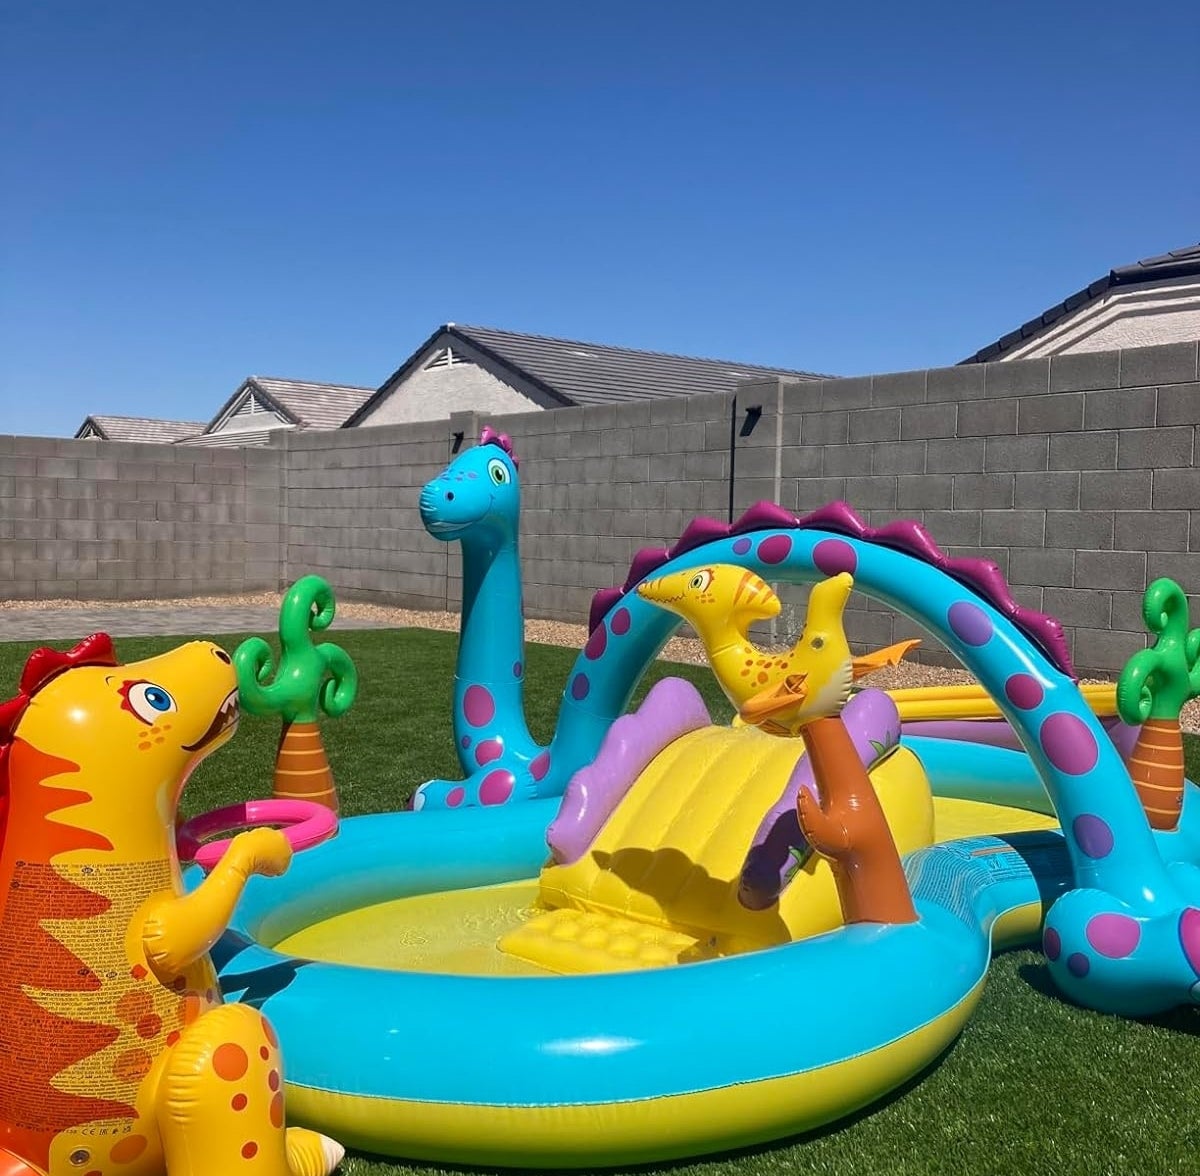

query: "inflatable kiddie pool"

left=209, top=676, right=1074, bottom=1169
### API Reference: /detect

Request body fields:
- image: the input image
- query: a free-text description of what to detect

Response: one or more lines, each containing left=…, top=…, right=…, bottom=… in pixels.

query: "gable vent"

left=424, top=346, right=473, bottom=370
left=233, top=393, right=272, bottom=417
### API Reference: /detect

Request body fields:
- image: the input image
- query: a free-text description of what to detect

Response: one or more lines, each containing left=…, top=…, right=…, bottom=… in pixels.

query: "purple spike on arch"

left=588, top=498, right=1078, bottom=678
left=670, top=516, right=732, bottom=558
left=731, top=501, right=799, bottom=534
left=622, top=547, right=672, bottom=592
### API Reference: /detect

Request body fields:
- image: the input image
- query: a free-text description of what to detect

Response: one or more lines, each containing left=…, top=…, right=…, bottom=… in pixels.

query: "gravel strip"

left=4, top=592, right=1196, bottom=732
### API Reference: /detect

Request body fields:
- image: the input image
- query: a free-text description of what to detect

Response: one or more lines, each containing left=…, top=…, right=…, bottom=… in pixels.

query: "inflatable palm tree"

left=235, top=575, right=358, bottom=813
left=1116, top=578, right=1200, bottom=831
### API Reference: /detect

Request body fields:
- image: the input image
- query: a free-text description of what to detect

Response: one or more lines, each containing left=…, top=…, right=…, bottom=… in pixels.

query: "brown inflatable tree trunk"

left=272, top=721, right=338, bottom=814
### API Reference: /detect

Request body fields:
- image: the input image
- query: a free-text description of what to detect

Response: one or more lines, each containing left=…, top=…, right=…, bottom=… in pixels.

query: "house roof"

left=344, top=324, right=825, bottom=425
left=205, top=376, right=375, bottom=433
left=963, top=243, right=1200, bottom=364
left=75, top=415, right=206, bottom=443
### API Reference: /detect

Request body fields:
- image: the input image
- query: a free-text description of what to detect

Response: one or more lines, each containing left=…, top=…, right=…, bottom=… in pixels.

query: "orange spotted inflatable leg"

left=155, top=1004, right=342, bottom=1176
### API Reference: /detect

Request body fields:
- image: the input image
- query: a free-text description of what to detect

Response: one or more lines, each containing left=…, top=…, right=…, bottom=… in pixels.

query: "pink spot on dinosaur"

left=611, top=607, right=631, bottom=635
left=1179, top=908, right=1200, bottom=974
left=463, top=685, right=495, bottom=727
left=475, top=738, right=503, bottom=766
left=479, top=770, right=515, bottom=805
left=530, top=750, right=551, bottom=780
left=813, top=538, right=857, bottom=575
left=1043, top=926, right=1061, bottom=961
left=1042, top=714, right=1099, bottom=775
left=445, top=786, right=466, bottom=808
left=571, top=673, right=591, bottom=701
left=758, top=534, right=792, bottom=564
left=1005, top=673, right=1043, bottom=710
left=585, top=625, right=607, bottom=660
left=1086, top=913, right=1140, bottom=959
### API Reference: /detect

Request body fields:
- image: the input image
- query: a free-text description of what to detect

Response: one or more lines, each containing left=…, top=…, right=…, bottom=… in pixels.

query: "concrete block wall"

left=4, top=339, right=1198, bottom=677
left=281, top=417, right=453, bottom=611
left=0, top=434, right=283, bottom=600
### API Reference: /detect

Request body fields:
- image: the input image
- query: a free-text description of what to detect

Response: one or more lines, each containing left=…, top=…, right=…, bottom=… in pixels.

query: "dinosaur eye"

left=121, top=680, right=177, bottom=724
left=487, top=458, right=510, bottom=485
left=689, top=570, right=714, bottom=592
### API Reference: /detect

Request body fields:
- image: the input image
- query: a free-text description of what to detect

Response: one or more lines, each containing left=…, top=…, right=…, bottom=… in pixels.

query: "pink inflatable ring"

left=177, top=799, right=338, bottom=871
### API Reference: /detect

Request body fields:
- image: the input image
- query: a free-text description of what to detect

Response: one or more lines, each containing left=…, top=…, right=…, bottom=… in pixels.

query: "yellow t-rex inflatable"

left=0, top=633, right=342, bottom=1176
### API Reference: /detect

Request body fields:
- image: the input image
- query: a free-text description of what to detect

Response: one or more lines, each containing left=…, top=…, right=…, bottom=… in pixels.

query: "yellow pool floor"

left=273, top=797, right=1058, bottom=977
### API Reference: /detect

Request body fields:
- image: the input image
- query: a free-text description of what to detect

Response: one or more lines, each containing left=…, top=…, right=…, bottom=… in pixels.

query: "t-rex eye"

left=689, top=570, right=714, bottom=592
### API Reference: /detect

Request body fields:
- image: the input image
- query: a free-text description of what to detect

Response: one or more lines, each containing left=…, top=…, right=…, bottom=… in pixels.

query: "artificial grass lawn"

left=3, top=627, right=1200, bottom=1176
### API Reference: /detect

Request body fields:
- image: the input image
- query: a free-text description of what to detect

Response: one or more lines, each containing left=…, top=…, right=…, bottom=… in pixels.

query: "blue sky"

left=2, top=1, right=1197, bottom=437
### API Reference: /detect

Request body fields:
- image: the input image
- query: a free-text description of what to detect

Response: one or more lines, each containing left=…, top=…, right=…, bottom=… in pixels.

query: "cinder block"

left=927, top=438, right=985, bottom=474
left=1050, top=350, right=1121, bottom=393
left=1109, top=590, right=1149, bottom=633
left=1146, top=552, right=1200, bottom=590
left=981, top=510, right=1044, bottom=547
left=1155, top=382, right=1200, bottom=426
left=872, top=440, right=926, bottom=474
left=959, top=399, right=1018, bottom=437
left=926, top=365, right=986, bottom=403
left=900, top=404, right=957, bottom=440
left=843, top=476, right=897, bottom=509
left=922, top=510, right=981, bottom=546
left=1018, top=392, right=1083, bottom=434
left=1076, top=549, right=1147, bottom=590
left=896, top=474, right=952, bottom=509
left=1152, top=469, right=1200, bottom=510
left=1045, top=510, right=1113, bottom=550
left=821, top=376, right=872, bottom=411
left=1073, top=628, right=1145, bottom=677
left=35, top=457, right=78, bottom=478
left=1080, top=470, right=1152, bottom=511
left=1049, top=432, right=1117, bottom=471
left=983, top=357, right=1049, bottom=398
left=1008, top=547, right=1074, bottom=587
left=1015, top=471, right=1080, bottom=509
left=848, top=407, right=901, bottom=443
left=823, top=445, right=863, bottom=477
left=1119, top=341, right=1199, bottom=388
left=799, top=411, right=848, bottom=445
left=870, top=370, right=927, bottom=406
left=953, top=473, right=1014, bottom=509
left=1083, top=386, right=1156, bottom=430
left=1118, top=426, right=1192, bottom=469
left=781, top=445, right=822, bottom=479
left=984, top=435, right=1048, bottom=472
left=1043, top=586, right=1110, bottom=628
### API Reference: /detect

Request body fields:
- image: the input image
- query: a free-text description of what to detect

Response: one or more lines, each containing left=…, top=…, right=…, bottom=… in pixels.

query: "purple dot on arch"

left=948, top=601, right=993, bottom=647
left=1005, top=673, right=1044, bottom=710
left=1086, top=913, right=1140, bottom=959
left=585, top=625, right=607, bottom=660
left=513, top=661, right=523, bottom=678
left=611, top=607, right=631, bottom=636
left=1043, top=926, right=1061, bottom=961
left=1066, top=952, right=1090, bottom=978
left=1072, top=813, right=1114, bottom=860
left=474, top=738, right=503, bottom=766
left=571, top=673, right=591, bottom=701
left=732, top=537, right=752, bottom=555
left=530, top=750, right=551, bottom=781
left=479, top=770, right=515, bottom=806
left=813, top=538, right=857, bottom=576
left=460, top=735, right=471, bottom=749
left=1042, top=713, right=1099, bottom=776
left=463, top=685, right=495, bottom=728
left=445, top=786, right=466, bottom=808
left=758, top=534, right=793, bottom=565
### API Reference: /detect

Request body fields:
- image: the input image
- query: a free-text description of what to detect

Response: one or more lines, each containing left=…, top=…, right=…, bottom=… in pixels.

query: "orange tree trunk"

left=272, top=720, right=338, bottom=814
left=797, top=716, right=917, bottom=925
left=1127, top=717, right=1184, bottom=831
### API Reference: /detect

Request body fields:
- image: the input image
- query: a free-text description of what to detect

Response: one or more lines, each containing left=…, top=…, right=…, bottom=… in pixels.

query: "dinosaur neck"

left=453, top=522, right=536, bottom=755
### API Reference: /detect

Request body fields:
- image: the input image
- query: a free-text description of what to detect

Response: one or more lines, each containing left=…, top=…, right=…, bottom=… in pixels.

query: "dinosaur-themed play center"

left=3, top=424, right=1200, bottom=1175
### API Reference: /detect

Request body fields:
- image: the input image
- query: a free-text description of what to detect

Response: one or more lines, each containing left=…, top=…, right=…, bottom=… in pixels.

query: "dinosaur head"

left=420, top=426, right=520, bottom=541
left=7, top=639, right=239, bottom=815
left=637, top=565, right=780, bottom=640
left=739, top=573, right=855, bottom=730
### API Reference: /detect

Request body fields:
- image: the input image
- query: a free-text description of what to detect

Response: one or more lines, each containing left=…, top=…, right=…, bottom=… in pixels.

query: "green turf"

left=2, top=628, right=1199, bottom=1176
